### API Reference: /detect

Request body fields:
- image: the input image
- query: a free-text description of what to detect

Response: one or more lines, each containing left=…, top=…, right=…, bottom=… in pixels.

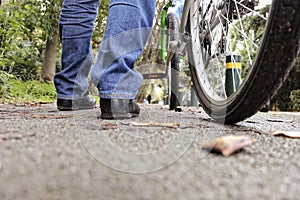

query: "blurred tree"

left=290, top=89, right=300, bottom=111
left=271, top=57, right=300, bottom=111
left=35, top=0, right=63, bottom=81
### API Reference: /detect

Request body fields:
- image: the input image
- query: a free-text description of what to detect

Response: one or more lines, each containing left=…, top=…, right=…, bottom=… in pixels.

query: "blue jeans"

left=54, top=0, right=156, bottom=100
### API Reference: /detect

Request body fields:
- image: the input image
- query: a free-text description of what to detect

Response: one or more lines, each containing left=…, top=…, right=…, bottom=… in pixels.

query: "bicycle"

left=160, top=0, right=300, bottom=124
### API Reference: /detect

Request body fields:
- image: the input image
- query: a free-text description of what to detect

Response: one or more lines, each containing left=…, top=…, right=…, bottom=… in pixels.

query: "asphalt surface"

left=0, top=103, right=299, bottom=200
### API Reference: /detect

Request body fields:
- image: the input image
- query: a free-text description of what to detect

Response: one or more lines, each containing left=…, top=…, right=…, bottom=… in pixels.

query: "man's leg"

left=54, top=0, right=100, bottom=110
left=91, top=0, right=156, bottom=118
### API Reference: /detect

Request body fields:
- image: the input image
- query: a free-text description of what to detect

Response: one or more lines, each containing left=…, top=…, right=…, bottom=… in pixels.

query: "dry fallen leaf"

left=0, top=131, right=35, bottom=141
left=202, top=135, right=256, bottom=156
left=267, top=118, right=293, bottom=123
left=130, top=121, right=180, bottom=128
left=269, top=130, right=300, bottom=139
left=100, top=122, right=118, bottom=130
left=31, top=115, right=73, bottom=119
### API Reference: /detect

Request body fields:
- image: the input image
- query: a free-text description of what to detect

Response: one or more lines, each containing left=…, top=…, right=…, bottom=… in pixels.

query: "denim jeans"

left=54, top=0, right=156, bottom=100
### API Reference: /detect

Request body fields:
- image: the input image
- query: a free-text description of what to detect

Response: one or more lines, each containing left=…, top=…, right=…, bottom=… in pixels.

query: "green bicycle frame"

left=160, top=1, right=173, bottom=62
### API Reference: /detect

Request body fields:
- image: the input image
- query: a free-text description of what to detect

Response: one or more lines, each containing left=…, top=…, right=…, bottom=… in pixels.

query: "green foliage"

left=0, top=0, right=109, bottom=81
left=34, top=0, right=63, bottom=41
left=290, top=90, right=300, bottom=111
left=272, top=57, right=300, bottom=111
left=0, top=0, right=44, bottom=80
left=92, top=0, right=110, bottom=50
left=0, top=70, right=14, bottom=97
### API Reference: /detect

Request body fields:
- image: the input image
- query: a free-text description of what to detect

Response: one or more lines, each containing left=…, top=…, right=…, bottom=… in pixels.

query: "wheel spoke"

left=189, top=0, right=272, bottom=101
left=235, top=0, right=267, bottom=20
left=233, top=0, right=254, bottom=65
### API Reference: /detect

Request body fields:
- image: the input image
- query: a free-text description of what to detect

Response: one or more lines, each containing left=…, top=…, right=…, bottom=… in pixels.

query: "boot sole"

left=101, top=113, right=139, bottom=120
left=57, top=105, right=95, bottom=111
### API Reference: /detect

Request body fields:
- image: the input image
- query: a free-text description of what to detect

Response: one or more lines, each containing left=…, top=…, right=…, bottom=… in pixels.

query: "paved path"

left=0, top=104, right=299, bottom=200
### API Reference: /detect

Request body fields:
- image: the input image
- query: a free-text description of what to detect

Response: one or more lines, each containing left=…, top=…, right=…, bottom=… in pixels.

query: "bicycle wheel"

left=187, top=0, right=300, bottom=124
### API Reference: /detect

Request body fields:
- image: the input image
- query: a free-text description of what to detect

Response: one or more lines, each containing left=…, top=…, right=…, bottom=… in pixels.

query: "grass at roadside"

left=0, top=80, right=57, bottom=103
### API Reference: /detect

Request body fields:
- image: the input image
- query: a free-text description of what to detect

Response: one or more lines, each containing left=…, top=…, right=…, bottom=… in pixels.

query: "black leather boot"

left=57, top=96, right=96, bottom=111
left=100, top=98, right=140, bottom=119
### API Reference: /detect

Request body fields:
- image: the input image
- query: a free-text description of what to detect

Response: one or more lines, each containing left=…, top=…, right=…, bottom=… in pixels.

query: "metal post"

left=225, top=55, right=242, bottom=97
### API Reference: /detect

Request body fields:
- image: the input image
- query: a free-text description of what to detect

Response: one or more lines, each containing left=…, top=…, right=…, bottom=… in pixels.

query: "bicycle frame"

left=159, top=0, right=191, bottom=109
left=160, top=0, right=186, bottom=62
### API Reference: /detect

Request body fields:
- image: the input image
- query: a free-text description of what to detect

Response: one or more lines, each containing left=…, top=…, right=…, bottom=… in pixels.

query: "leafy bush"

left=290, top=90, right=300, bottom=111
left=0, top=70, right=14, bottom=98
left=0, top=0, right=44, bottom=80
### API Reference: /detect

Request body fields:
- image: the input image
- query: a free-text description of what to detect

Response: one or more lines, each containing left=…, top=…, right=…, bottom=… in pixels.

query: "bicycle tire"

left=187, top=0, right=300, bottom=124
